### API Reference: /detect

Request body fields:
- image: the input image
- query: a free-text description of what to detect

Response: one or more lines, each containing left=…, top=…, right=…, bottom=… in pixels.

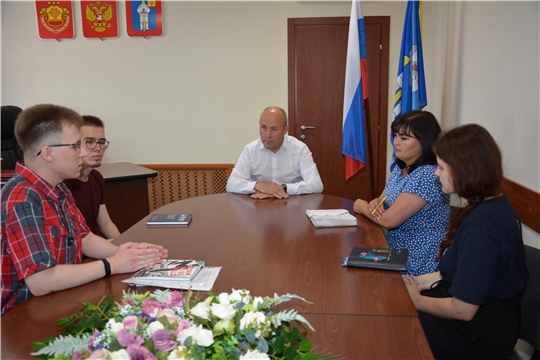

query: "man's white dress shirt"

left=226, top=135, right=323, bottom=195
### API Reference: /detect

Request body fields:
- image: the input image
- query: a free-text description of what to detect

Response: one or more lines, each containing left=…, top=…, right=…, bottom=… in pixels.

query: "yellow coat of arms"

left=85, top=1, right=113, bottom=33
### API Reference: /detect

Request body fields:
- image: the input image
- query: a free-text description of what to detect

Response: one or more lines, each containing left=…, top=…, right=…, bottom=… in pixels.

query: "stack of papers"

left=305, top=209, right=358, bottom=228
left=122, top=266, right=221, bottom=291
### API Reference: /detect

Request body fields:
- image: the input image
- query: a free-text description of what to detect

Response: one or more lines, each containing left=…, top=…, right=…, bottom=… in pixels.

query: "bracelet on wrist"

left=101, top=258, right=111, bottom=277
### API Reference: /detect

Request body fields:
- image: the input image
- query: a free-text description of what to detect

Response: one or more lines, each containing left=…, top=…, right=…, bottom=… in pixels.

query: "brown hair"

left=82, top=115, right=105, bottom=128
left=15, top=104, right=83, bottom=154
left=434, top=124, right=503, bottom=258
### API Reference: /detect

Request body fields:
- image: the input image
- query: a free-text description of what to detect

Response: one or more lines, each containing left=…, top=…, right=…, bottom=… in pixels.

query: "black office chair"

left=1, top=105, right=24, bottom=169
left=510, top=245, right=540, bottom=360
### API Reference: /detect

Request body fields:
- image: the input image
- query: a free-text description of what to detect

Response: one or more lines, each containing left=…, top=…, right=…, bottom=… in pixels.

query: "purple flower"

left=123, top=315, right=139, bottom=330
left=126, top=344, right=157, bottom=360
left=88, top=331, right=102, bottom=349
left=72, top=349, right=83, bottom=360
left=116, top=329, right=145, bottom=347
left=164, top=291, right=184, bottom=308
left=176, top=319, right=191, bottom=334
left=142, top=300, right=163, bottom=315
left=151, top=329, right=177, bottom=352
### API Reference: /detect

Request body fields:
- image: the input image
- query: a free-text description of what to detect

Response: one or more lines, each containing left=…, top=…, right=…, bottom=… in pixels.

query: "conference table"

left=96, top=162, right=157, bottom=232
left=1, top=193, right=433, bottom=359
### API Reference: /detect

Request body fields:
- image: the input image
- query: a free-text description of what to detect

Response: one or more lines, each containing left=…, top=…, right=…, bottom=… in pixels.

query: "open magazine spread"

left=132, top=259, right=204, bottom=280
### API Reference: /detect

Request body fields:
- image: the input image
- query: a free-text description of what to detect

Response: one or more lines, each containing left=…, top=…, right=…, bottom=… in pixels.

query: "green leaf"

left=284, top=346, right=297, bottom=360
left=257, top=338, right=269, bottom=353
left=299, top=339, right=312, bottom=352
left=287, top=327, right=299, bottom=344
left=274, top=335, right=285, bottom=354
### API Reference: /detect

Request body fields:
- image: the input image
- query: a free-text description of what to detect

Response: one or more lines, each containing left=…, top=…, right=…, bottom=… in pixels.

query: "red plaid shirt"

left=1, top=162, right=89, bottom=315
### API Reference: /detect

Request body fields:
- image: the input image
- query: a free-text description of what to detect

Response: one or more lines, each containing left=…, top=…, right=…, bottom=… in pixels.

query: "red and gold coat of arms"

left=35, top=1, right=74, bottom=40
left=82, top=0, right=118, bottom=39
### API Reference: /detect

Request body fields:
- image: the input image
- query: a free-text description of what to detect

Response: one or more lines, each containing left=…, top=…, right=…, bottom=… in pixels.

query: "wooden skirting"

left=138, top=164, right=233, bottom=212
left=503, top=178, right=540, bottom=234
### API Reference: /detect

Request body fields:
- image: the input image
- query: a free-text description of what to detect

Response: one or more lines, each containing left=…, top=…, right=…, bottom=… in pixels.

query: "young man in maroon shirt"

left=65, top=115, right=120, bottom=239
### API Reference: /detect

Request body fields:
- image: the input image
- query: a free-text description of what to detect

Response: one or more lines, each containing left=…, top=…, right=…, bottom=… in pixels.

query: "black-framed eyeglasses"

left=84, top=139, right=110, bottom=150
left=36, top=141, right=82, bottom=156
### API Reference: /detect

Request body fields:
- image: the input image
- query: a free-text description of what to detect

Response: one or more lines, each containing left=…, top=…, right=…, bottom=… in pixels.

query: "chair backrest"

left=520, top=245, right=540, bottom=352
left=1, top=105, right=24, bottom=169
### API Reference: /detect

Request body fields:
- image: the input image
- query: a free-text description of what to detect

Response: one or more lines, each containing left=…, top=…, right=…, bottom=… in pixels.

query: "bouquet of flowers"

left=31, top=288, right=338, bottom=359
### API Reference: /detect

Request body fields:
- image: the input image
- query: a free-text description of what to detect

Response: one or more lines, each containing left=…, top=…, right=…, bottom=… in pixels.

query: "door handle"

left=300, top=125, right=316, bottom=131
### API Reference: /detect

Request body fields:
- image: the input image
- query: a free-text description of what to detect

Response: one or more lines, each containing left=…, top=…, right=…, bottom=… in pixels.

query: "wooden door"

left=288, top=17, right=390, bottom=201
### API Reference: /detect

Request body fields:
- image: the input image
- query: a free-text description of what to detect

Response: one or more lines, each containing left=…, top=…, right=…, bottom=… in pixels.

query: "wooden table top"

left=96, top=161, right=157, bottom=182
left=1, top=193, right=433, bottom=359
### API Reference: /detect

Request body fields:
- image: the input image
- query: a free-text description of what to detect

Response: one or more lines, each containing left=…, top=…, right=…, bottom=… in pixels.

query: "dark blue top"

left=439, top=195, right=529, bottom=305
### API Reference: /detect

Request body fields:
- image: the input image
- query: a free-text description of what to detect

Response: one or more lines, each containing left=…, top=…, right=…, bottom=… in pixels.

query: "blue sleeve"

left=403, top=166, right=443, bottom=203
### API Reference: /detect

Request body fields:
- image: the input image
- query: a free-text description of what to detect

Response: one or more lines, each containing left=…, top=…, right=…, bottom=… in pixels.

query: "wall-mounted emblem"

left=35, top=1, right=74, bottom=40
left=125, top=0, right=162, bottom=38
left=82, top=0, right=118, bottom=39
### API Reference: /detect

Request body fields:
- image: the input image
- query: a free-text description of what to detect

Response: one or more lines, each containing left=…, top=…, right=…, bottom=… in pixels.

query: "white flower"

left=190, top=301, right=210, bottom=320
left=253, top=296, right=264, bottom=308
left=167, top=346, right=188, bottom=360
left=230, top=289, right=251, bottom=303
left=239, top=312, right=268, bottom=337
left=105, top=318, right=124, bottom=333
left=146, top=320, right=165, bottom=336
left=210, top=302, right=236, bottom=321
left=239, top=312, right=266, bottom=329
left=217, top=292, right=231, bottom=305
left=239, top=349, right=270, bottom=359
left=109, top=349, right=130, bottom=359
left=178, top=324, right=214, bottom=347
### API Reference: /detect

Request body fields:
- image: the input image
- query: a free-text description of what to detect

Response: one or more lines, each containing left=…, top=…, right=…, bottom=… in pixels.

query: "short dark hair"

left=82, top=115, right=105, bottom=128
left=15, top=104, right=83, bottom=154
left=391, top=110, right=441, bottom=174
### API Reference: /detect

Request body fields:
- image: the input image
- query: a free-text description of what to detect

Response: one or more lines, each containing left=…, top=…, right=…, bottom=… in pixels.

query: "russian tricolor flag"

left=342, top=0, right=369, bottom=181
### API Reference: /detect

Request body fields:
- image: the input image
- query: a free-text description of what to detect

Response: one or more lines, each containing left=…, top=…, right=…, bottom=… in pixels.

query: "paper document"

left=306, top=209, right=350, bottom=217
left=305, top=209, right=358, bottom=228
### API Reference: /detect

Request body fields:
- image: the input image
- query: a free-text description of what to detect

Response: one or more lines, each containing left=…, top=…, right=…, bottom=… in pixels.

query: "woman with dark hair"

left=403, top=124, right=529, bottom=359
left=354, top=110, right=450, bottom=275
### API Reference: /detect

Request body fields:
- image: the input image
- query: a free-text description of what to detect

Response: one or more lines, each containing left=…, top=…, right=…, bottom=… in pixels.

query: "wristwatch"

left=281, top=184, right=287, bottom=193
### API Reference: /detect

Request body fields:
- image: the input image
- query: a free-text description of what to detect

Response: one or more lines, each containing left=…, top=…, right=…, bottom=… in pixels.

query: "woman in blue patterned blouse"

left=353, top=110, right=451, bottom=275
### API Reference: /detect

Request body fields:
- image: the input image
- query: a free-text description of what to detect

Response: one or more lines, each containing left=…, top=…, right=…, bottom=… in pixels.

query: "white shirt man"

left=226, top=106, right=323, bottom=199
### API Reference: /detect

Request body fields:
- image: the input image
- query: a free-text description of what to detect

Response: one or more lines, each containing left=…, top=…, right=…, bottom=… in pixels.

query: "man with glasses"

left=1, top=104, right=168, bottom=315
left=65, top=115, right=120, bottom=239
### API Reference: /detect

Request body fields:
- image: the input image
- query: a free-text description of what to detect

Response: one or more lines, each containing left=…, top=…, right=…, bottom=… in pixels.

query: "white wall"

left=2, top=1, right=538, bottom=247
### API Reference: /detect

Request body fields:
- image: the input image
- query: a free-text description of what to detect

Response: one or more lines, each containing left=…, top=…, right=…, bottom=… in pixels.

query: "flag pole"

left=363, top=98, right=377, bottom=199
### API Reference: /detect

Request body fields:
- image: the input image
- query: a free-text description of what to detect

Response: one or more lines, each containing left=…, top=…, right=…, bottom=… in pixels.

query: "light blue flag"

left=390, top=0, right=427, bottom=171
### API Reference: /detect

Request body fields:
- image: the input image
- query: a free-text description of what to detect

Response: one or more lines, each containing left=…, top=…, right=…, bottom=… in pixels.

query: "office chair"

left=1, top=105, right=24, bottom=169
left=510, top=245, right=540, bottom=360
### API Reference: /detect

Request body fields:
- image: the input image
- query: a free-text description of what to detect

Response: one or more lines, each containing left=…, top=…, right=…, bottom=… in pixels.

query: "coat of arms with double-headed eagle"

left=85, top=1, right=114, bottom=33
